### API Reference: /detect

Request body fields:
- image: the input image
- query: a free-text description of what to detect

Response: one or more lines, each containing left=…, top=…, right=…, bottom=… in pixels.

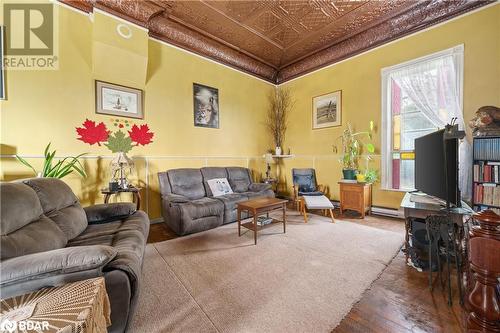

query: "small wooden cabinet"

left=338, top=182, right=372, bottom=218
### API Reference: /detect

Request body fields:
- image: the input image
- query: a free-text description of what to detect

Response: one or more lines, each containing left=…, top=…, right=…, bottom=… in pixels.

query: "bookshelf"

left=472, top=136, right=500, bottom=214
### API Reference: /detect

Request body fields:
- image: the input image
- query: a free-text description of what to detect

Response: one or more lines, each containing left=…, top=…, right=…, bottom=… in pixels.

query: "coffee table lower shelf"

left=237, top=197, right=288, bottom=245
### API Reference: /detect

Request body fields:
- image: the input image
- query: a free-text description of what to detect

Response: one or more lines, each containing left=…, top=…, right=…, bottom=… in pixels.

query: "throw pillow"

left=207, top=178, right=233, bottom=197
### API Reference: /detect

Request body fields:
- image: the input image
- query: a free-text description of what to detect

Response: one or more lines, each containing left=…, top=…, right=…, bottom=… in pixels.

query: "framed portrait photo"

left=193, top=83, right=219, bottom=129
left=95, top=80, right=143, bottom=119
left=312, top=90, right=342, bottom=129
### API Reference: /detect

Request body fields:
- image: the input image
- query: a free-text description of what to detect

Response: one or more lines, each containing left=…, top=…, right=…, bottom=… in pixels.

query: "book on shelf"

left=473, top=137, right=500, bottom=161
left=473, top=162, right=500, bottom=183
left=473, top=183, right=500, bottom=207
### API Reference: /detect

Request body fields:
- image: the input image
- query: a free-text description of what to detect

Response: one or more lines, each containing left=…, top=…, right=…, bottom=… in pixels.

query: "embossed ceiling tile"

left=148, top=15, right=277, bottom=81
left=95, top=0, right=165, bottom=27
left=277, top=0, right=491, bottom=83
left=59, top=0, right=493, bottom=84
left=168, top=1, right=282, bottom=66
left=280, top=0, right=413, bottom=65
left=253, top=11, right=281, bottom=32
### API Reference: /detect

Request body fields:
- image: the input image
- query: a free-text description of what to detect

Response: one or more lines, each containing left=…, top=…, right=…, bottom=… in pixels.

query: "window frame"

left=380, top=45, right=464, bottom=191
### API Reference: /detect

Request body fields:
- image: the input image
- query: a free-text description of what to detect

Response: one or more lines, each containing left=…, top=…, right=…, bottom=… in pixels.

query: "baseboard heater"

left=330, top=200, right=404, bottom=219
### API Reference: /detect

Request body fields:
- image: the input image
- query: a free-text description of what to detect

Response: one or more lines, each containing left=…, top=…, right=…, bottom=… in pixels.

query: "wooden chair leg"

left=329, top=209, right=335, bottom=223
left=302, top=199, right=308, bottom=223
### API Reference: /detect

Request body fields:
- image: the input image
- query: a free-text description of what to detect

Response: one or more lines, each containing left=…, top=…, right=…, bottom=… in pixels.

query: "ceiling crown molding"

left=59, top=0, right=493, bottom=84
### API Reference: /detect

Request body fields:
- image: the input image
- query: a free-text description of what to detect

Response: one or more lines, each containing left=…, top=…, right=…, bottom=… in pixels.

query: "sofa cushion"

left=179, top=197, right=224, bottom=220
left=167, top=169, right=206, bottom=200
left=200, top=167, right=228, bottom=196
left=214, top=193, right=248, bottom=213
left=0, top=182, right=44, bottom=235
left=227, top=167, right=252, bottom=193
left=244, top=190, right=275, bottom=200
left=23, top=178, right=87, bottom=240
left=0, top=245, right=116, bottom=286
left=0, top=182, right=67, bottom=260
left=1, top=215, right=68, bottom=260
left=84, top=202, right=137, bottom=224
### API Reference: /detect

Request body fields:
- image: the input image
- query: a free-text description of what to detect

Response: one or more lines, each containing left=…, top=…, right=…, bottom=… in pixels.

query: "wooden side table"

left=101, top=186, right=141, bottom=210
left=338, top=182, right=372, bottom=218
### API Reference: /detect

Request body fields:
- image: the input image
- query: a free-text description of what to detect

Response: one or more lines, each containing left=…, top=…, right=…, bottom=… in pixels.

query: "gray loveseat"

left=0, top=178, right=149, bottom=333
left=158, top=167, right=274, bottom=235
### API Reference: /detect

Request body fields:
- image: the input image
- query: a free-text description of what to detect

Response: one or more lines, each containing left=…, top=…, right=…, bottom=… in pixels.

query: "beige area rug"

left=130, top=212, right=404, bottom=333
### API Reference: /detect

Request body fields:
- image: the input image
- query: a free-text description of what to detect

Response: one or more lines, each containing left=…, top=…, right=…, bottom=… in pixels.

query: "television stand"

left=400, top=192, right=473, bottom=265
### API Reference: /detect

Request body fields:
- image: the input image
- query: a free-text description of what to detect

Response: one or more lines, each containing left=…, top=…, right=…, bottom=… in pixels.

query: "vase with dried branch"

left=266, top=88, right=294, bottom=155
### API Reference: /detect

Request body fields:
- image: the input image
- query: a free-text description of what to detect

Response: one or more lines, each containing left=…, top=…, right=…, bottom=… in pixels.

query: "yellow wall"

left=279, top=4, right=500, bottom=209
left=0, top=5, right=273, bottom=219
left=1, top=3, right=499, bottom=218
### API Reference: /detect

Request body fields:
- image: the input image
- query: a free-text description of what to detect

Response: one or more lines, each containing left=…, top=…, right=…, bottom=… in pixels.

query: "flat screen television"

left=414, top=129, right=460, bottom=207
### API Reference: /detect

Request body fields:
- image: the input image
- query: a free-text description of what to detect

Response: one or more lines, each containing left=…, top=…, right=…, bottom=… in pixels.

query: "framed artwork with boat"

left=95, top=80, right=143, bottom=119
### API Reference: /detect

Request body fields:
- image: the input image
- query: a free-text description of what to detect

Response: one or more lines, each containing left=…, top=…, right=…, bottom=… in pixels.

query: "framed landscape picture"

left=193, top=83, right=219, bottom=128
left=312, top=90, right=342, bottom=129
left=95, top=80, right=143, bottom=119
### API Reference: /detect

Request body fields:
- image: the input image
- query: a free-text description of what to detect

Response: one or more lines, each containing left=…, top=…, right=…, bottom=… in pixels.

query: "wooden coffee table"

left=237, top=197, right=288, bottom=245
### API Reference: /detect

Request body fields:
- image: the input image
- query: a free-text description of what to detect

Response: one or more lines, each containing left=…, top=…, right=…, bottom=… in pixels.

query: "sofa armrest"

left=0, top=245, right=117, bottom=297
left=164, top=193, right=190, bottom=203
left=84, top=203, right=137, bottom=224
left=249, top=183, right=272, bottom=192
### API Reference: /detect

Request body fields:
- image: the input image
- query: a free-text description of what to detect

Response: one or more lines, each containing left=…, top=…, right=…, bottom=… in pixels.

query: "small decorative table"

left=338, top=182, right=372, bottom=218
left=101, top=186, right=141, bottom=210
left=0, top=277, right=110, bottom=333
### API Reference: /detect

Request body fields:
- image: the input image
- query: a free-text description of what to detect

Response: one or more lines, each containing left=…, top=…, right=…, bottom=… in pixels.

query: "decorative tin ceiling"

left=61, top=0, right=491, bottom=83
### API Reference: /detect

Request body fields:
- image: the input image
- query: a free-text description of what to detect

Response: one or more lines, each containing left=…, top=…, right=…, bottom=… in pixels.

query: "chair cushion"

left=23, top=178, right=87, bottom=240
left=293, top=169, right=318, bottom=193
left=298, top=191, right=324, bottom=196
left=227, top=167, right=251, bottom=193
left=167, top=169, right=206, bottom=200
left=178, top=197, right=224, bottom=220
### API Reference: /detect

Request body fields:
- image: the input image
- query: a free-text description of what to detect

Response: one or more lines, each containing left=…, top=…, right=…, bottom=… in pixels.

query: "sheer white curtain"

left=390, top=47, right=471, bottom=201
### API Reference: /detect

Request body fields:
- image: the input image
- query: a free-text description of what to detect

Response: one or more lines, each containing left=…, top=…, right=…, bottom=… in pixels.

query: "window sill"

left=380, top=187, right=413, bottom=193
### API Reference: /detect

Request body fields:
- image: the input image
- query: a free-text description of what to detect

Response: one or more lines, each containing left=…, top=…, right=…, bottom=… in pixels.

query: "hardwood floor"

left=148, top=207, right=466, bottom=333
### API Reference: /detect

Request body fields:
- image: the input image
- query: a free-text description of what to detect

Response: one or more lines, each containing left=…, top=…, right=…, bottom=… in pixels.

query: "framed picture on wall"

left=1, top=26, right=5, bottom=100
left=193, top=83, right=219, bottom=129
left=95, top=80, right=143, bottom=119
left=312, top=90, right=342, bottom=129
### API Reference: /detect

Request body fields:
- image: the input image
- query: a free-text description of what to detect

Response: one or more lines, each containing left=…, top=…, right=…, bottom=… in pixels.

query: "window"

left=381, top=46, right=464, bottom=191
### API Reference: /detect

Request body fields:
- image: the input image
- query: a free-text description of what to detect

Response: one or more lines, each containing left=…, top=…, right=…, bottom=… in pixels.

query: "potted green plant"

left=334, top=121, right=375, bottom=180
left=16, top=143, right=86, bottom=179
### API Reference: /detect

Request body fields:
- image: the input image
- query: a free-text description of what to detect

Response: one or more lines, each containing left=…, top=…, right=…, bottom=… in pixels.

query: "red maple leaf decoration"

left=129, top=124, right=154, bottom=146
left=76, top=119, right=110, bottom=146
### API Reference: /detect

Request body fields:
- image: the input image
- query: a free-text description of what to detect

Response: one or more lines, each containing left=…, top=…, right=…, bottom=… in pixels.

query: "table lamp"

left=110, top=152, right=134, bottom=189
left=264, top=153, right=274, bottom=179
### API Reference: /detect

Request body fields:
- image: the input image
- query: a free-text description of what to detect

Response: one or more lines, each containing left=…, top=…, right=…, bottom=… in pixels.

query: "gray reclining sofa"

left=158, top=167, right=274, bottom=235
left=0, top=178, right=149, bottom=333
